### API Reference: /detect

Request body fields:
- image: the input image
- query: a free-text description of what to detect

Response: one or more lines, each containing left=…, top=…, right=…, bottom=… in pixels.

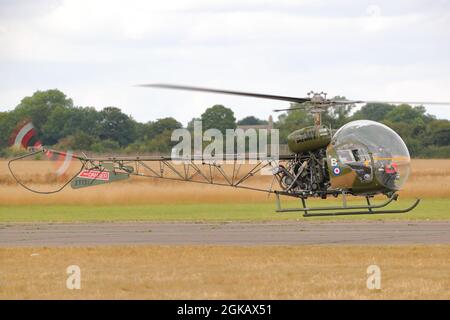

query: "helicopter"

left=8, top=84, right=450, bottom=216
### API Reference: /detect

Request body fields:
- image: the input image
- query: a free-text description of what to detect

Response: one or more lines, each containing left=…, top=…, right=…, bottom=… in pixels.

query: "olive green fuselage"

left=287, top=125, right=331, bottom=154
left=325, top=144, right=395, bottom=196
left=287, top=125, right=396, bottom=196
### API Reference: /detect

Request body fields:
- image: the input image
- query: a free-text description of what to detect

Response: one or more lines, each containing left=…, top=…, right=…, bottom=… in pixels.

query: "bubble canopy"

left=331, top=120, right=411, bottom=190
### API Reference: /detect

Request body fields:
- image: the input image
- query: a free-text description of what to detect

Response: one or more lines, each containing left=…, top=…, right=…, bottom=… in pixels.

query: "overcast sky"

left=1, top=0, right=449, bottom=125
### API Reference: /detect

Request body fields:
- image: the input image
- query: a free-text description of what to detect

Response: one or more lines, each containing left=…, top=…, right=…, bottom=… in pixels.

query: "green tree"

left=41, top=106, right=101, bottom=145
left=385, top=104, right=431, bottom=123
left=91, top=139, right=121, bottom=153
left=426, top=119, right=450, bottom=146
left=14, top=89, right=73, bottom=143
left=145, top=130, right=179, bottom=154
left=128, top=117, right=182, bottom=154
left=384, top=104, right=432, bottom=137
left=352, top=103, right=395, bottom=122
left=141, top=117, right=182, bottom=140
left=0, top=111, right=12, bottom=149
left=55, top=131, right=97, bottom=151
left=201, top=105, right=236, bottom=134
left=98, top=107, right=136, bottom=147
left=237, top=116, right=267, bottom=125
left=2, top=88, right=450, bottom=159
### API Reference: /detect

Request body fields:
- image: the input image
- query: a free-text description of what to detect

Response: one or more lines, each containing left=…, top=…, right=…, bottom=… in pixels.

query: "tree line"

left=0, top=89, right=449, bottom=158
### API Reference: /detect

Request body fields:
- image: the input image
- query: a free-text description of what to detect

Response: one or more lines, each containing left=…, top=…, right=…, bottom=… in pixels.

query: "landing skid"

left=274, top=192, right=420, bottom=217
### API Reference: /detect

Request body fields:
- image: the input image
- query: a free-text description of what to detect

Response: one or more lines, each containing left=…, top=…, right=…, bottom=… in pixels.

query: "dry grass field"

left=0, top=159, right=449, bottom=206
left=0, top=245, right=448, bottom=299
left=1, top=159, right=449, bottom=300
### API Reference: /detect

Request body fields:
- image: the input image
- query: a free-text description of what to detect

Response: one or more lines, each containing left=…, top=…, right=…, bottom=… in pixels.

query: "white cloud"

left=0, top=0, right=449, bottom=122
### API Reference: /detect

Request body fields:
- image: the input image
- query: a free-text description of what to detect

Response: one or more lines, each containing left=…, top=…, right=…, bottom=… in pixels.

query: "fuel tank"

left=287, top=125, right=332, bottom=154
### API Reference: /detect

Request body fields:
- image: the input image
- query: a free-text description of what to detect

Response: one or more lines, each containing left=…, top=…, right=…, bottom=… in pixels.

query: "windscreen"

left=332, top=120, right=410, bottom=190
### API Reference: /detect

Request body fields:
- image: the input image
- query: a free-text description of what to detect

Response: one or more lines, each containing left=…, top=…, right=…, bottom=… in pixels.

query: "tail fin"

left=71, top=168, right=129, bottom=189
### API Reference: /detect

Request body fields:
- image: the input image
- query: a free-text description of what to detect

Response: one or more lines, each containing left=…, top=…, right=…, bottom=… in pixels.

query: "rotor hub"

left=308, top=91, right=328, bottom=104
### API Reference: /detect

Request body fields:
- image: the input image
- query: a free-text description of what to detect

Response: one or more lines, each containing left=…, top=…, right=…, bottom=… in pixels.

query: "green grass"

left=0, top=198, right=449, bottom=222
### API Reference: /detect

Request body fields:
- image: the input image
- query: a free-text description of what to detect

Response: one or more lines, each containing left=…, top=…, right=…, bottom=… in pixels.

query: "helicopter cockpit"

left=335, top=144, right=373, bottom=183
left=330, top=120, right=411, bottom=191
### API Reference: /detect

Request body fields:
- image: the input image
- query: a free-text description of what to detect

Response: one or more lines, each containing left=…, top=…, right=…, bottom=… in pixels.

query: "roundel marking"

left=333, top=167, right=341, bottom=175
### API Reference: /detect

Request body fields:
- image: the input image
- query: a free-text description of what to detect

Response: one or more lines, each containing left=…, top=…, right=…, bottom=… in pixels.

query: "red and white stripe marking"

left=12, top=121, right=42, bottom=149
left=13, top=122, right=35, bottom=148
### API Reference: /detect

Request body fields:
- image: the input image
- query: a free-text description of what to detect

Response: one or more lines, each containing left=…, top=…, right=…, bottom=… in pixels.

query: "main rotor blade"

left=367, top=100, right=450, bottom=105
left=330, top=99, right=450, bottom=105
left=328, top=99, right=364, bottom=104
left=273, top=106, right=307, bottom=112
left=138, top=83, right=311, bottom=104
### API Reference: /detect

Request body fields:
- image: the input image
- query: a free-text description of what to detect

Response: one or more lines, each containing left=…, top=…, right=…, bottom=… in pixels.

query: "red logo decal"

left=78, top=170, right=110, bottom=181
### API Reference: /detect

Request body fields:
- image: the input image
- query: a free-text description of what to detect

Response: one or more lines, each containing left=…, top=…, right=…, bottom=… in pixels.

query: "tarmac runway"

left=1, top=221, right=449, bottom=246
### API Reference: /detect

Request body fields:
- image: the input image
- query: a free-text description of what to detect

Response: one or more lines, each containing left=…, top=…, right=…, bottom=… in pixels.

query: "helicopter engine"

left=274, top=148, right=330, bottom=197
left=272, top=124, right=332, bottom=197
